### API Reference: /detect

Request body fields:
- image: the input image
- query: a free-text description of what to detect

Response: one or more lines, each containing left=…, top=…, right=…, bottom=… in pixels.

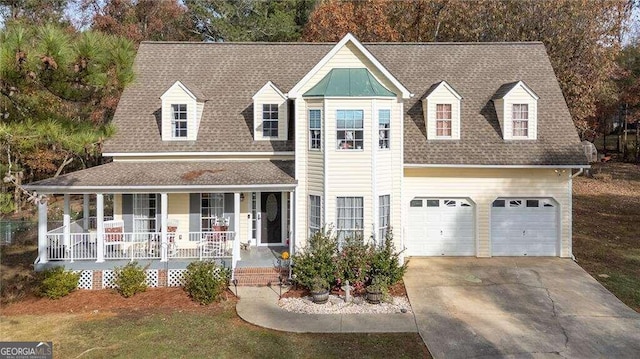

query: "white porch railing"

left=45, top=230, right=235, bottom=262
left=47, top=216, right=114, bottom=235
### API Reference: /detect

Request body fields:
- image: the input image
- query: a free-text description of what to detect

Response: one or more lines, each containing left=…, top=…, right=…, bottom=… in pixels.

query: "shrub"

left=114, top=262, right=148, bottom=298
left=291, top=228, right=338, bottom=290
left=369, top=229, right=406, bottom=286
left=335, top=234, right=372, bottom=290
left=310, top=277, right=329, bottom=292
left=37, top=267, right=80, bottom=299
left=183, top=261, right=230, bottom=305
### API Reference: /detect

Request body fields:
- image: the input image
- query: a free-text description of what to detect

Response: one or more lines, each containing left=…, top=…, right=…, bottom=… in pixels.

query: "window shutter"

left=223, top=193, right=234, bottom=231
left=189, top=193, right=200, bottom=233
left=122, top=194, right=133, bottom=233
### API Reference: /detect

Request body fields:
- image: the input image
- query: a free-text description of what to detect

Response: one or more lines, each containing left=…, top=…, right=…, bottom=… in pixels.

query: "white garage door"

left=491, top=198, right=559, bottom=256
left=406, top=198, right=475, bottom=256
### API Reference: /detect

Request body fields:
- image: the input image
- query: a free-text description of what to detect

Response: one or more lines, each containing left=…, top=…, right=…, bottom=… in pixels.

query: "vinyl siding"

left=253, top=85, right=288, bottom=141
left=167, top=193, right=190, bottom=244
left=403, top=168, right=571, bottom=257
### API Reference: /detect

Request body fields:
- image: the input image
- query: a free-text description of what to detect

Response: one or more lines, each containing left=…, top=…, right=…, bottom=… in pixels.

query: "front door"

left=260, top=192, right=282, bottom=245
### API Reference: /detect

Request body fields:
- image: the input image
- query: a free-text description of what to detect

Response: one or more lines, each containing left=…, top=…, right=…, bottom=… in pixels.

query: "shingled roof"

left=104, top=41, right=586, bottom=166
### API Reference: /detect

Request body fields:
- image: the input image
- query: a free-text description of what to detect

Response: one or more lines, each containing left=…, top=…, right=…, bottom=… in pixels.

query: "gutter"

left=571, top=168, right=584, bottom=178
left=404, top=164, right=591, bottom=169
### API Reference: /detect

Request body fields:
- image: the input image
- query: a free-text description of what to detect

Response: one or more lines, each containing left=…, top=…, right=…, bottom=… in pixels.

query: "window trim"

left=200, top=193, right=225, bottom=233
left=378, top=109, right=391, bottom=150
left=435, top=103, right=453, bottom=138
left=309, top=194, right=322, bottom=236
left=171, top=104, right=188, bottom=138
left=336, top=109, right=364, bottom=150
left=262, top=103, right=279, bottom=138
left=378, top=194, right=390, bottom=241
left=512, top=103, right=529, bottom=138
left=309, top=109, right=322, bottom=151
left=336, top=196, right=364, bottom=241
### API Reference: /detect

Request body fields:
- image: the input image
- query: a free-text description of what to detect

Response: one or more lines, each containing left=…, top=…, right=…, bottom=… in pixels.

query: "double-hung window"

left=512, top=104, right=529, bottom=137
left=336, top=110, right=364, bottom=150
left=378, top=195, right=390, bottom=241
left=309, top=109, right=322, bottom=150
left=378, top=109, right=390, bottom=149
left=336, top=196, right=363, bottom=242
left=436, top=104, right=452, bottom=137
left=133, top=194, right=157, bottom=234
left=172, top=104, right=188, bottom=138
left=201, top=193, right=224, bottom=232
left=309, top=195, right=321, bottom=236
left=262, top=104, right=279, bottom=137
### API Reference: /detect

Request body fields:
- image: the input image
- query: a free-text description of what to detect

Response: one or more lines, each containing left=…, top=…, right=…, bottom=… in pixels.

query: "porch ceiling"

left=25, top=160, right=296, bottom=194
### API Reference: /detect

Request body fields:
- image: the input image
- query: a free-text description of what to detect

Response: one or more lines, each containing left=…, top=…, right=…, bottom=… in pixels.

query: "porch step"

left=233, top=267, right=289, bottom=286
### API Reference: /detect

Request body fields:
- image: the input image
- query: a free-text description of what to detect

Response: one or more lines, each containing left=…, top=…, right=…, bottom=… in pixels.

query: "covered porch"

left=25, top=160, right=297, bottom=277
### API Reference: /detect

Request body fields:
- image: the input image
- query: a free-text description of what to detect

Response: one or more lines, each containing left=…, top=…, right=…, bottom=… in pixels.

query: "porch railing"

left=45, top=230, right=235, bottom=261
left=46, top=216, right=114, bottom=235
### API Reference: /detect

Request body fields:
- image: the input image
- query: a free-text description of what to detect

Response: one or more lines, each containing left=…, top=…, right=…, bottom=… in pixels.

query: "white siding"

left=403, top=168, right=572, bottom=258
left=253, top=85, right=288, bottom=141
left=167, top=193, right=190, bottom=245
left=160, top=83, right=199, bottom=142
left=501, top=85, right=538, bottom=140
left=423, top=85, right=462, bottom=140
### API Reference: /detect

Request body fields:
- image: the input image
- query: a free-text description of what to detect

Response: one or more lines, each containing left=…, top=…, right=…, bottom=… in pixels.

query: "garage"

left=491, top=198, right=559, bottom=256
left=406, top=198, right=475, bottom=256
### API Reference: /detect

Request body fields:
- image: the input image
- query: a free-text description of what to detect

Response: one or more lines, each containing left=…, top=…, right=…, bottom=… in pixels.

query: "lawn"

left=572, top=162, right=640, bottom=312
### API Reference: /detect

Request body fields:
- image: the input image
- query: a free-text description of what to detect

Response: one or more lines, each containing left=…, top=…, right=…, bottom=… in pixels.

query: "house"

left=25, top=34, right=588, bottom=289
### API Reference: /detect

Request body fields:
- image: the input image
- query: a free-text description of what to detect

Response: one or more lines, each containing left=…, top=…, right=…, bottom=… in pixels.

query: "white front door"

left=491, top=198, right=559, bottom=256
left=406, top=198, right=476, bottom=256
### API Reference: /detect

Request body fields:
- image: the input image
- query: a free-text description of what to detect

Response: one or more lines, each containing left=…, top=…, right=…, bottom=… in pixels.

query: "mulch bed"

left=1, top=287, right=237, bottom=316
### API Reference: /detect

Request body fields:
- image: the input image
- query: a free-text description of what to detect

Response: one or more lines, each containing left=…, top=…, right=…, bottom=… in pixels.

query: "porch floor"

left=237, top=246, right=288, bottom=268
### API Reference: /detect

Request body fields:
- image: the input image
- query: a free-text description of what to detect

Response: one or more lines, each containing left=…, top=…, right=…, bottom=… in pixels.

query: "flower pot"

left=366, top=288, right=383, bottom=304
left=310, top=289, right=330, bottom=304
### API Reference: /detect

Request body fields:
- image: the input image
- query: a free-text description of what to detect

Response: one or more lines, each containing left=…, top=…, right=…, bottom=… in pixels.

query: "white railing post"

left=96, top=193, right=105, bottom=263
left=38, top=198, right=48, bottom=264
left=63, top=194, right=71, bottom=256
left=82, top=194, right=89, bottom=231
left=160, top=193, right=168, bottom=262
left=233, top=192, right=241, bottom=270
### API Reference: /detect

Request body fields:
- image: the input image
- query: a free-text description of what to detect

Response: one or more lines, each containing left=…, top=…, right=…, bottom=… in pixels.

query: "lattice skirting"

left=75, top=270, right=93, bottom=290
left=102, top=270, right=116, bottom=289
left=145, top=270, right=159, bottom=287
left=168, top=269, right=187, bottom=287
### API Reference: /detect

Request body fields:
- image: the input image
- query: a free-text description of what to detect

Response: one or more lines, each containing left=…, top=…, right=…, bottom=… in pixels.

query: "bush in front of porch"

left=37, top=267, right=80, bottom=299
left=114, top=262, right=148, bottom=298
left=182, top=261, right=230, bottom=305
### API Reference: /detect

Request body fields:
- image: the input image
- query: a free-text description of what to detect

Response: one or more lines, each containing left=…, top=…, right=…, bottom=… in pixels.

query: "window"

left=492, top=200, right=505, bottom=207
left=512, top=104, right=529, bottom=137
left=336, top=110, right=364, bottom=150
left=426, top=199, right=439, bottom=207
left=378, top=109, right=390, bottom=149
left=526, top=200, right=540, bottom=208
left=336, top=197, right=363, bottom=241
left=309, top=109, right=322, bottom=150
left=133, top=194, right=156, bottom=233
left=309, top=195, right=321, bottom=236
left=410, top=199, right=423, bottom=207
left=262, top=104, right=279, bottom=137
left=201, top=193, right=224, bottom=232
left=436, top=104, right=452, bottom=137
left=172, top=104, right=187, bottom=138
left=379, top=195, right=390, bottom=241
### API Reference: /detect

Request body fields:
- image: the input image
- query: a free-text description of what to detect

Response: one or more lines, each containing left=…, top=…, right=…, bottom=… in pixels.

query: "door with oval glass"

left=260, top=192, right=282, bottom=245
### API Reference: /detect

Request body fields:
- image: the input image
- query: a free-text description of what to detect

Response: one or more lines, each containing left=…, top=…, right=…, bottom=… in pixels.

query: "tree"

left=304, top=0, right=634, bottom=139
left=186, top=0, right=315, bottom=42
left=85, top=0, right=198, bottom=44
left=0, top=22, right=135, bottom=199
left=0, top=0, right=70, bottom=26
left=302, top=0, right=398, bottom=42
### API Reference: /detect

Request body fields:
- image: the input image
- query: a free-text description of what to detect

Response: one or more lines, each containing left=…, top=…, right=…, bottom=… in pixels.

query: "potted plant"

left=309, top=277, right=330, bottom=304
left=366, top=276, right=388, bottom=304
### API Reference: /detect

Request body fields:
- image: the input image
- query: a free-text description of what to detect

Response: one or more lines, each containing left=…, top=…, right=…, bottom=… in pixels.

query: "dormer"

left=160, top=81, right=206, bottom=141
left=492, top=81, right=539, bottom=140
left=252, top=81, right=288, bottom=141
left=421, top=81, right=463, bottom=140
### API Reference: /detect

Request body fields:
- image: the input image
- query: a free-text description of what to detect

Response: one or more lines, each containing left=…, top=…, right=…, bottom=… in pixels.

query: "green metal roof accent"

left=303, top=68, right=396, bottom=97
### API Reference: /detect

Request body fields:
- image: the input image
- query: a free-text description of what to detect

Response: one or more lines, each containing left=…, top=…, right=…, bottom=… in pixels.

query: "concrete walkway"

left=235, top=286, right=418, bottom=333
left=404, top=257, right=640, bottom=359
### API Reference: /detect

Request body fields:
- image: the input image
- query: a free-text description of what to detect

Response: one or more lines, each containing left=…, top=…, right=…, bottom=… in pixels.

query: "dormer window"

left=512, top=104, right=529, bottom=137
left=421, top=81, right=462, bottom=140
left=262, top=104, right=279, bottom=137
left=492, top=81, right=539, bottom=140
left=436, top=104, right=452, bottom=137
left=172, top=104, right=188, bottom=138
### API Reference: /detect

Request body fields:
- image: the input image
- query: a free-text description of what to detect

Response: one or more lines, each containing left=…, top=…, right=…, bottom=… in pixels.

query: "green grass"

left=1, top=305, right=429, bottom=359
left=573, top=162, right=640, bottom=312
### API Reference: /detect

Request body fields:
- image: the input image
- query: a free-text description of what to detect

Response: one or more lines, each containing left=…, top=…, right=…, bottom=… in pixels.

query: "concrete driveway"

left=404, top=258, right=640, bottom=358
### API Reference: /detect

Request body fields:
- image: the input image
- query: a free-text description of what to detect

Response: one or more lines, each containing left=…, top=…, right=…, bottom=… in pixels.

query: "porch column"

left=233, top=192, right=241, bottom=268
left=38, top=198, right=48, bottom=264
left=289, top=190, right=294, bottom=257
left=160, top=192, right=168, bottom=262
left=63, top=194, right=71, bottom=252
left=96, top=193, right=105, bottom=263
left=82, top=194, right=89, bottom=231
